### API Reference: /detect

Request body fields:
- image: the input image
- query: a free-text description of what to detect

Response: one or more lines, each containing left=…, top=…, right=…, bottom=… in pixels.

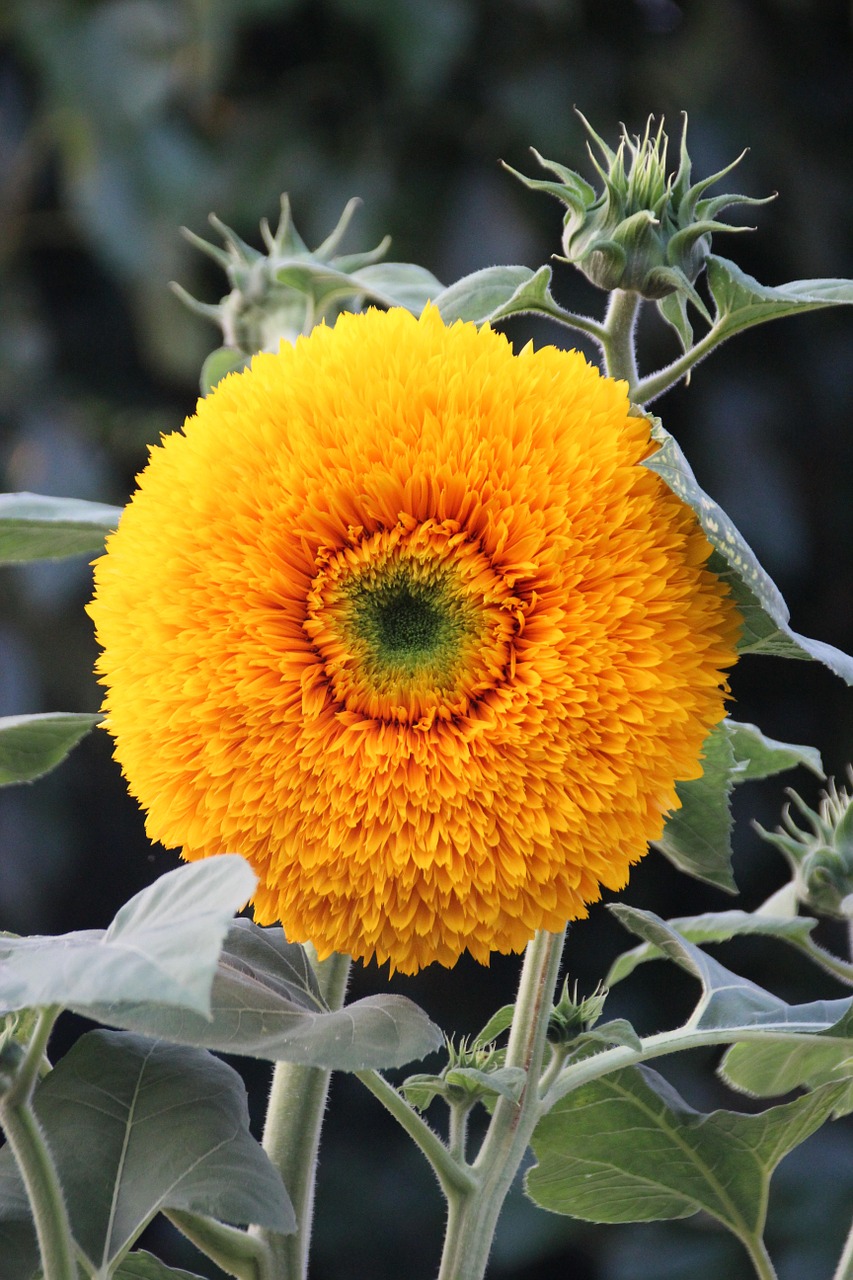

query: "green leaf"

left=706, top=254, right=853, bottom=345
left=0, top=1031, right=294, bottom=1272
left=609, top=906, right=852, bottom=1035
left=723, top=720, right=824, bottom=782
left=652, top=719, right=823, bottom=893
left=84, top=919, right=443, bottom=1071
left=0, top=856, right=257, bottom=1016
left=606, top=909, right=818, bottom=987
left=656, top=289, right=694, bottom=353
left=643, top=420, right=853, bottom=684
left=653, top=719, right=739, bottom=892
left=0, top=712, right=101, bottom=786
left=433, top=265, right=539, bottom=324
left=350, top=261, right=444, bottom=312
left=473, top=1004, right=515, bottom=1049
left=0, top=1164, right=38, bottom=1280
left=527, top=1063, right=843, bottom=1242
left=721, top=1005, right=853, bottom=1116
left=199, top=347, right=250, bottom=394
left=114, top=1251, right=207, bottom=1280
left=0, top=492, right=122, bottom=563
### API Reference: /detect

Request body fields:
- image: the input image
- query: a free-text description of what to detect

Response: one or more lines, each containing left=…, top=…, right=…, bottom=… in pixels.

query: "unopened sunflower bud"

left=172, top=196, right=392, bottom=358
left=506, top=112, right=770, bottom=308
left=756, top=771, right=853, bottom=919
left=548, top=979, right=607, bottom=1044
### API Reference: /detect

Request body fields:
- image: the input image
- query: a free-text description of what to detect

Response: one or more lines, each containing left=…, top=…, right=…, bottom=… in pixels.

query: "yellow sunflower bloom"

left=89, top=306, right=739, bottom=973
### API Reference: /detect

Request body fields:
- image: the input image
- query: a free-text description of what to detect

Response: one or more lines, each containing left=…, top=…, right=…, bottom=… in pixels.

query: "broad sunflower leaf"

left=0, top=856, right=256, bottom=1017
left=653, top=720, right=739, bottom=892
left=350, top=261, right=444, bottom=312
left=84, top=919, right=443, bottom=1071
left=606, top=909, right=818, bottom=986
left=0, top=712, right=101, bottom=786
left=643, top=420, right=853, bottom=684
left=706, top=254, right=853, bottom=345
left=0, top=1164, right=38, bottom=1280
left=651, top=720, right=822, bottom=893
left=114, top=1253, right=207, bottom=1280
left=0, top=492, right=121, bottom=563
left=434, top=263, right=573, bottom=328
left=723, top=719, right=824, bottom=782
left=526, top=1063, right=843, bottom=1237
left=0, top=1031, right=293, bottom=1274
left=199, top=346, right=251, bottom=394
left=721, top=1004, right=853, bottom=1116
left=608, top=906, right=852, bottom=1035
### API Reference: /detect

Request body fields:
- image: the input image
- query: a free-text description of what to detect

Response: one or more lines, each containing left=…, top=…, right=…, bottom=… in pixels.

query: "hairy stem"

left=166, top=1211, right=273, bottom=1280
left=0, top=1006, right=77, bottom=1280
left=250, top=948, right=351, bottom=1280
left=436, top=928, right=566, bottom=1280
left=600, top=288, right=642, bottom=390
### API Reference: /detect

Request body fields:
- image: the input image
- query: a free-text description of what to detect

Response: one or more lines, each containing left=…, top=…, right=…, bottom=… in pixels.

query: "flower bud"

left=506, top=112, right=769, bottom=307
left=548, top=978, right=607, bottom=1044
left=172, top=196, right=392, bottom=357
left=756, top=771, right=853, bottom=919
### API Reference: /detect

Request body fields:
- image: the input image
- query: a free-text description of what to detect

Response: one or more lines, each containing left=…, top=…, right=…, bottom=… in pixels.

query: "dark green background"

left=1, top=1, right=852, bottom=1276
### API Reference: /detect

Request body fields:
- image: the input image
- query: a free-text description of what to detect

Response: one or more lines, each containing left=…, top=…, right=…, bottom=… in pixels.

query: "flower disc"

left=89, top=306, right=740, bottom=973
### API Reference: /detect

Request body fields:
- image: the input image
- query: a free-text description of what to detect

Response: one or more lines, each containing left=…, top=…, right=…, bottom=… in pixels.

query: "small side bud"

left=548, top=978, right=607, bottom=1044
left=756, top=769, right=853, bottom=919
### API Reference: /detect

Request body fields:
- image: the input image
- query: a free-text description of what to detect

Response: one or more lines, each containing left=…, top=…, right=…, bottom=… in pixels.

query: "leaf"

left=473, top=1004, right=515, bottom=1049
left=643, top=420, right=853, bottom=684
left=606, top=909, right=818, bottom=987
left=653, top=720, right=824, bottom=892
left=721, top=1005, right=853, bottom=1116
left=653, top=719, right=739, bottom=892
left=526, top=1063, right=843, bottom=1242
left=0, top=712, right=101, bottom=786
left=199, top=347, right=250, bottom=394
left=0, top=1031, right=294, bottom=1272
left=84, top=919, right=443, bottom=1071
left=433, top=265, right=539, bottom=324
left=0, top=856, right=257, bottom=1017
left=350, top=262, right=444, bottom=312
left=114, top=1251, right=207, bottom=1280
left=706, top=254, right=853, bottom=346
left=608, top=906, right=852, bottom=1035
left=0, top=1163, right=38, bottom=1280
left=723, top=720, right=824, bottom=782
left=444, top=1064, right=527, bottom=1104
left=433, top=262, right=586, bottom=331
left=0, top=492, right=122, bottom=563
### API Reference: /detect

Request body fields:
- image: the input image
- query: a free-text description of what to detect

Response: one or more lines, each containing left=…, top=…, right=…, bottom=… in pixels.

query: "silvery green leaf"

left=0, top=492, right=121, bottom=563
left=0, top=712, right=101, bottom=786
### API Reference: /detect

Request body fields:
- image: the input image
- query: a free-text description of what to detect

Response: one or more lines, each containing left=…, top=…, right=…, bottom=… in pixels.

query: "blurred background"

left=1, top=0, right=852, bottom=1276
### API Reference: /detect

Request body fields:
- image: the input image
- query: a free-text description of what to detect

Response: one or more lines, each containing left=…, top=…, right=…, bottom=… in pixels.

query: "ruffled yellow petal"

left=88, top=305, right=740, bottom=973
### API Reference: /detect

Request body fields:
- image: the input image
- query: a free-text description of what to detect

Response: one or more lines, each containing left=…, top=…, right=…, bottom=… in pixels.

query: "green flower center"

left=349, top=571, right=469, bottom=681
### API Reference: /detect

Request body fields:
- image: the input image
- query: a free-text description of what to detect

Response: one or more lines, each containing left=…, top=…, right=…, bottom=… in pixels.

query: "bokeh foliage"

left=1, top=1, right=852, bottom=1277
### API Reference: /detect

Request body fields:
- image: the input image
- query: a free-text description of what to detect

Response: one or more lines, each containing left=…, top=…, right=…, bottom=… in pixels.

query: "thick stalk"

left=600, top=289, right=641, bottom=391
left=251, top=948, right=351, bottom=1280
left=436, top=928, right=566, bottom=1280
left=0, top=1007, right=77, bottom=1280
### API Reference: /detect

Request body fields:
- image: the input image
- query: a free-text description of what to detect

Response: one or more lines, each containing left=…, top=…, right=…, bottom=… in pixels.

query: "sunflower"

left=89, top=306, right=739, bottom=973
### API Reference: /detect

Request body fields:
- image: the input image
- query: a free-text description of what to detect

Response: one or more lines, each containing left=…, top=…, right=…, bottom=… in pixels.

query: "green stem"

left=355, top=1068, right=475, bottom=1197
left=740, top=1231, right=780, bottom=1280
left=601, top=289, right=642, bottom=390
left=631, top=322, right=727, bottom=404
left=250, top=948, right=351, bottom=1280
left=0, top=1006, right=77, bottom=1280
left=436, top=928, right=566, bottom=1280
left=166, top=1210, right=273, bottom=1280
left=833, top=1209, right=853, bottom=1280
